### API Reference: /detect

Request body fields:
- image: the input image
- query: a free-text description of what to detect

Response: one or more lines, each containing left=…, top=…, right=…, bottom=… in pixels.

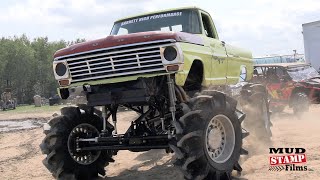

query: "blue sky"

left=0, top=0, right=319, bottom=56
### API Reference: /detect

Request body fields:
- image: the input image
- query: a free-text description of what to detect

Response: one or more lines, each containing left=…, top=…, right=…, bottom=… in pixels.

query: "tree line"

left=0, top=35, right=85, bottom=104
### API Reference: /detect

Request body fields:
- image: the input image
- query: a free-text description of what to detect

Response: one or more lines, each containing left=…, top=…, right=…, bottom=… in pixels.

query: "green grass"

left=1, top=105, right=65, bottom=114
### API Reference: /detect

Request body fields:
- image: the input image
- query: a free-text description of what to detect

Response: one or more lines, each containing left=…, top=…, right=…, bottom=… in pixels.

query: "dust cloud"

left=241, top=105, right=320, bottom=179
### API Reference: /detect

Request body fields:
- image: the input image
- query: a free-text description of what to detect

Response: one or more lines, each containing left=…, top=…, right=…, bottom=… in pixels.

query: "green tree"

left=0, top=35, right=81, bottom=104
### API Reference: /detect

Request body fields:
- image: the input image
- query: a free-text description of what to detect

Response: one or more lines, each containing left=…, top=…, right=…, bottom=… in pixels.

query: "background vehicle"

left=48, top=94, right=61, bottom=106
left=0, top=88, right=16, bottom=110
left=253, top=63, right=320, bottom=115
left=40, top=7, right=270, bottom=180
left=303, top=20, right=320, bottom=71
left=254, top=54, right=305, bottom=64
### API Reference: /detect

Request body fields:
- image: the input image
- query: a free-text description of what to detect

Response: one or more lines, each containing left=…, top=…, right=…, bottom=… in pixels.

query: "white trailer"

left=303, top=20, right=320, bottom=72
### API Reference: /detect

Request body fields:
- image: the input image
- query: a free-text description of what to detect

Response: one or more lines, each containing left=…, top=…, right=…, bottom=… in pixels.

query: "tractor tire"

left=40, top=106, right=114, bottom=180
left=240, top=84, right=272, bottom=142
left=171, top=91, right=248, bottom=180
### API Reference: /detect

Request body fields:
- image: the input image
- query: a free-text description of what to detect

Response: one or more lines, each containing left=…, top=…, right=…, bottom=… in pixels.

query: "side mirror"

left=204, top=30, right=209, bottom=37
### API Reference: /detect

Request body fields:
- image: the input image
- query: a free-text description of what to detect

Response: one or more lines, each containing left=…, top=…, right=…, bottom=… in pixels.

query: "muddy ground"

left=0, top=106, right=319, bottom=180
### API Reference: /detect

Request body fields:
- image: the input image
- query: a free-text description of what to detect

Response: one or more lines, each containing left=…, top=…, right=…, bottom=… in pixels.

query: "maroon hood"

left=54, top=31, right=203, bottom=59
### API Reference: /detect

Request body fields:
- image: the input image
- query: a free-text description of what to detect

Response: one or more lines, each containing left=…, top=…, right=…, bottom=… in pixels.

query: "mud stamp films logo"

left=269, top=148, right=309, bottom=171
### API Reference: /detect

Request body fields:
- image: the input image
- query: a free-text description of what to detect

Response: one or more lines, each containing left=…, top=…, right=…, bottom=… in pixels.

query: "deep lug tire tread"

left=240, top=83, right=272, bottom=141
left=40, top=106, right=114, bottom=180
left=172, top=92, right=248, bottom=180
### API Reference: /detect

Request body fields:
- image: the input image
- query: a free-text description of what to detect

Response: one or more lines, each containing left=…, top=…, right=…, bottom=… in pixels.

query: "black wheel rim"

left=67, top=123, right=101, bottom=165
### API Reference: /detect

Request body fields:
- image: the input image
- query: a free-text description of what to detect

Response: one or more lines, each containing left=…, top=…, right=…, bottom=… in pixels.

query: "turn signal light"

left=59, top=80, right=70, bottom=86
left=166, top=65, right=179, bottom=72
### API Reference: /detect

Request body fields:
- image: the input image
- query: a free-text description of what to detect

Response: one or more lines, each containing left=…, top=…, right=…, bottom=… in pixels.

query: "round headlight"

left=164, top=46, right=177, bottom=61
left=56, top=63, right=67, bottom=76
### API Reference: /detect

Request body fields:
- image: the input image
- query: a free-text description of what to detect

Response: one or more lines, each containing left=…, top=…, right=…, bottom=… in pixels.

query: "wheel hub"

left=207, top=124, right=223, bottom=150
left=68, top=123, right=101, bottom=165
left=205, top=115, right=235, bottom=163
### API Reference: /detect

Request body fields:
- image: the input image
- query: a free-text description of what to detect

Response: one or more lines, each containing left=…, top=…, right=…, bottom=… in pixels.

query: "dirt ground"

left=0, top=105, right=319, bottom=180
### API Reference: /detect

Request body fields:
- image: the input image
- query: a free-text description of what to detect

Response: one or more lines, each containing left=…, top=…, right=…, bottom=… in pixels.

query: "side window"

left=266, top=67, right=280, bottom=83
left=276, top=67, right=284, bottom=77
left=201, top=13, right=216, bottom=38
left=253, top=67, right=264, bottom=83
left=261, top=67, right=267, bottom=77
left=254, top=67, right=263, bottom=76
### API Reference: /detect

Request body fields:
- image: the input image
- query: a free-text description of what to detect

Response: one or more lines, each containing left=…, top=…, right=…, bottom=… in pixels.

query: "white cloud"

left=0, top=0, right=64, bottom=22
left=211, top=0, right=320, bottom=56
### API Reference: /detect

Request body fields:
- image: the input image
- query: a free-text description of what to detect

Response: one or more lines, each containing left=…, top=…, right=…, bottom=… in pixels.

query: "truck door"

left=224, top=44, right=253, bottom=85
left=200, top=12, right=228, bottom=85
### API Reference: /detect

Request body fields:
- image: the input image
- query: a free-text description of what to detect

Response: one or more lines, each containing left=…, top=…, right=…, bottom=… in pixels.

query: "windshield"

left=111, top=9, right=201, bottom=35
left=287, top=65, right=320, bottom=81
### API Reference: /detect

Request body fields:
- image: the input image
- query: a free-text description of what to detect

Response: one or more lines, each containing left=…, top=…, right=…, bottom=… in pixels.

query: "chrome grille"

left=59, top=40, right=173, bottom=83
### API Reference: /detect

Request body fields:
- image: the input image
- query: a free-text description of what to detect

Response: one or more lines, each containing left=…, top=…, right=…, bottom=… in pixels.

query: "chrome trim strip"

left=139, top=54, right=161, bottom=60
left=71, top=68, right=90, bottom=74
left=68, top=56, right=111, bottom=65
left=71, top=68, right=165, bottom=82
left=71, top=63, right=164, bottom=78
left=69, top=64, right=90, bottom=70
left=139, top=59, right=162, bottom=63
left=69, top=58, right=162, bottom=74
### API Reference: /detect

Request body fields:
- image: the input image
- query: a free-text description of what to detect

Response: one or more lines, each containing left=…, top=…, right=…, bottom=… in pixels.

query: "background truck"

left=303, top=20, right=320, bottom=72
left=253, top=63, right=320, bottom=116
left=40, top=7, right=271, bottom=180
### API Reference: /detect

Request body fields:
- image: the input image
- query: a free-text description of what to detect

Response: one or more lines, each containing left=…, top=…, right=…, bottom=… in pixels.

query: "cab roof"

left=115, top=6, right=207, bottom=23
left=254, top=62, right=309, bottom=68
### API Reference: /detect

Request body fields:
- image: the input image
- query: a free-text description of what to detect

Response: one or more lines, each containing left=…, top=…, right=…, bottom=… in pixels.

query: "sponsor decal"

left=268, top=148, right=309, bottom=171
left=121, top=12, right=183, bottom=26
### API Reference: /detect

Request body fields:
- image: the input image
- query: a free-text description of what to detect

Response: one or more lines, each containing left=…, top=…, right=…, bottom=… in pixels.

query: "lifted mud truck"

left=253, top=63, right=320, bottom=116
left=40, top=7, right=271, bottom=180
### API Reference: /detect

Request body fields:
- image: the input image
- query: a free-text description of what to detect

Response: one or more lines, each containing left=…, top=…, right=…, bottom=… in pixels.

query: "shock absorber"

left=102, top=106, right=107, bottom=131
left=101, top=106, right=111, bottom=136
left=166, top=74, right=182, bottom=135
left=110, top=105, right=118, bottom=136
left=167, top=74, right=176, bottom=122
